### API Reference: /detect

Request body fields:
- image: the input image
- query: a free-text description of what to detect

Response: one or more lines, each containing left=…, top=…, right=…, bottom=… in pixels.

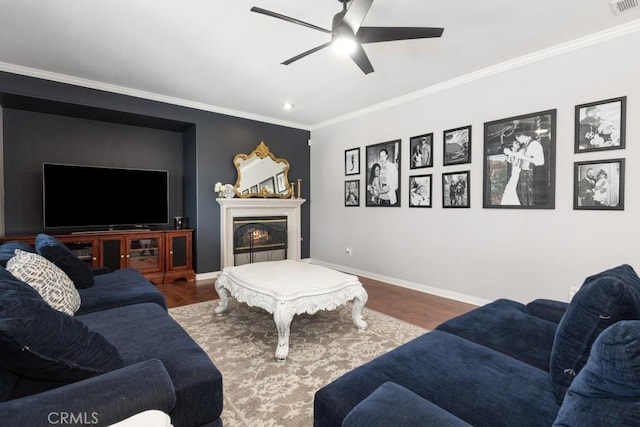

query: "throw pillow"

left=0, top=269, right=124, bottom=383
left=553, top=320, right=640, bottom=426
left=0, top=241, right=36, bottom=267
left=6, top=249, right=81, bottom=315
left=549, top=264, right=640, bottom=404
left=35, top=233, right=94, bottom=289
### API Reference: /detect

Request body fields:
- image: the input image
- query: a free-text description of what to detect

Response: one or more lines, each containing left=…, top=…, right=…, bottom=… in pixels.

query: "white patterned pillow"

left=6, top=249, right=81, bottom=315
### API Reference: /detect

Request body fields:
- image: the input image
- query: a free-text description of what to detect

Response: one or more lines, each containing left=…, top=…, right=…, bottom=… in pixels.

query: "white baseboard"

left=195, top=271, right=219, bottom=281
left=307, top=258, right=490, bottom=307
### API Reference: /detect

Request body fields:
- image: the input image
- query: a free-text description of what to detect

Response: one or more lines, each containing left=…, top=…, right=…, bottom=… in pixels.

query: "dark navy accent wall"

left=0, top=71, right=311, bottom=274
left=3, top=109, right=184, bottom=234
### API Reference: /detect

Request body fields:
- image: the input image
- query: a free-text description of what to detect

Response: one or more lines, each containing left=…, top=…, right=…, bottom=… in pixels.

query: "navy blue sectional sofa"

left=314, top=264, right=640, bottom=426
left=0, top=236, right=223, bottom=427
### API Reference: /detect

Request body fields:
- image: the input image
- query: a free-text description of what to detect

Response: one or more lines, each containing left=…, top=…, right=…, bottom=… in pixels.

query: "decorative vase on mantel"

left=215, top=183, right=235, bottom=199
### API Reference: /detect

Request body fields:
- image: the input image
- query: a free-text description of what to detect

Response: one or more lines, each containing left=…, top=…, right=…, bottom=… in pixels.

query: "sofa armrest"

left=0, top=359, right=176, bottom=427
left=342, top=382, right=471, bottom=427
left=526, top=299, right=569, bottom=324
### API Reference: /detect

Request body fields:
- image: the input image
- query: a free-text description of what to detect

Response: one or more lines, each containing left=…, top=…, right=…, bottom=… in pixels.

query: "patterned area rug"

left=169, top=299, right=427, bottom=427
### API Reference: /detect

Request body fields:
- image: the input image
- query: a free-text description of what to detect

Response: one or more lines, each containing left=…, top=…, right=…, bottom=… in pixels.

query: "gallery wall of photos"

left=343, top=96, right=626, bottom=211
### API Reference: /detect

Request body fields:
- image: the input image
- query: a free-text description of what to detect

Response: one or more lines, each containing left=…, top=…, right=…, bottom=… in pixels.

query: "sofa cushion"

left=76, top=268, right=167, bottom=315
left=436, top=298, right=557, bottom=371
left=0, top=267, right=124, bottom=383
left=6, top=249, right=81, bottom=315
left=78, top=303, right=223, bottom=427
left=550, top=264, right=640, bottom=404
left=36, top=233, right=94, bottom=289
left=0, top=241, right=36, bottom=267
left=314, top=330, right=560, bottom=427
left=553, top=320, right=640, bottom=426
left=343, top=382, right=472, bottom=427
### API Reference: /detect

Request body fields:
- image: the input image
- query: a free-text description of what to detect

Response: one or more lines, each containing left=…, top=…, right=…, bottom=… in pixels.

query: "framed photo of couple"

left=442, top=171, right=470, bottom=208
left=365, top=140, right=401, bottom=207
left=409, top=133, right=433, bottom=169
left=483, top=109, right=556, bottom=209
left=575, top=96, right=626, bottom=153
left=574, top=159, right=624, bottom=210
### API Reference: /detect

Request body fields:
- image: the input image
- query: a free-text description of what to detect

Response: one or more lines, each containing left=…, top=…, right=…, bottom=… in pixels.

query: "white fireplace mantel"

left=217, top=198, right=306, bottom=270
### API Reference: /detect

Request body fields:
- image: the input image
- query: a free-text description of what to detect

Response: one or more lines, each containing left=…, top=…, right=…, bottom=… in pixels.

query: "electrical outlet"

left=345, top=247, right=352, bottom=255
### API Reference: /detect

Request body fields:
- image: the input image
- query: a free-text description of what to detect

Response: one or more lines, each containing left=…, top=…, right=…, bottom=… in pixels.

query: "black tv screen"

left=43, top=163, right=169, bottom=229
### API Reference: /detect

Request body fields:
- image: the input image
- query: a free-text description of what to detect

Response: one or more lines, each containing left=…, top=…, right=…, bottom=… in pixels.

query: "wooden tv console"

left=5, top=229, right=195, bottom=283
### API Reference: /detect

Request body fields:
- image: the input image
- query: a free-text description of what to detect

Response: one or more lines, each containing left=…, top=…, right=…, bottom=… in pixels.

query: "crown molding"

left=311, top=18, right=640, bottom=130
left=1, top=18, right=638, bottom=132
left=0, top=62, right=311, bottom=131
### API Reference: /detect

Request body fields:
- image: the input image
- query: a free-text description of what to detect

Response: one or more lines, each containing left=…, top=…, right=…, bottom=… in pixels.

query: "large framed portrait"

left=483, top=109, right=556, bottom=209
left=575, top=96, right=626, bottom=153
left=443, top=125, right=471, bottom=166
left=442, top=171, right=470, bottom=208
left=409, top=133, right=433, bottom=169
left=574, top=158, right=624, bottom=210
left=365, top=140, right=401, bottom=207
left=409, top=175, right=432, bottom=208
left=345, top=180, right=360, bottom=207
left=345, top=147, right=360, bottom=176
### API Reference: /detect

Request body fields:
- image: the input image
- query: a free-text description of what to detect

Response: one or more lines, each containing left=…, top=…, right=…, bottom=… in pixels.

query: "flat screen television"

left=43, top=163, right=169, bottom=229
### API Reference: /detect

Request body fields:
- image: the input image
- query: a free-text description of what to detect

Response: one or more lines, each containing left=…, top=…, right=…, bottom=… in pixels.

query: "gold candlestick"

left=290, top=183, right=296, bottom=199
left=296, top=179, right=302, bottom=199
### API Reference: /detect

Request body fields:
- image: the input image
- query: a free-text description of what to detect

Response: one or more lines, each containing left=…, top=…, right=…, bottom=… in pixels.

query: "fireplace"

left=217, top=198, right=305, bottom=270
left=233, top=216, right=287, bottom=266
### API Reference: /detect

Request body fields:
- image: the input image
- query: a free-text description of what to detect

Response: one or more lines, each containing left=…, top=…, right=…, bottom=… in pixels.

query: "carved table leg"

left=351, top=286, right=368, bottom=331
left=273, top=302, right=295, bottom=361
left=214, top=279, right=229, bottom=316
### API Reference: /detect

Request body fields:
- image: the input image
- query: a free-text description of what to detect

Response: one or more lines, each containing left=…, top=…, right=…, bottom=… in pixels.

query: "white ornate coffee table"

left=214, top=260, right=368, bottom=360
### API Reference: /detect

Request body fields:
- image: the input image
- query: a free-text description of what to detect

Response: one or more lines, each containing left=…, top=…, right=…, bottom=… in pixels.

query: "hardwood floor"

left=158, top=275, right=477, bottom=330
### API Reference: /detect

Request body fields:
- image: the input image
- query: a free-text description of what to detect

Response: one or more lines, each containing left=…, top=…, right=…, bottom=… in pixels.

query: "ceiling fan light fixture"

left=332, top=34, right=357, bottom=55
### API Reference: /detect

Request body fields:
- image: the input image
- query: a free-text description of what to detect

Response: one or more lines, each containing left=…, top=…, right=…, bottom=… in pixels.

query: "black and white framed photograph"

left=443, top=125, right=471, bottom=166
left=275, top=171, right=286, bottom=193
left=365, top=139, right=401, bottom=207
left=345, top=180, right=360, bottom=206
left=409, top=133, right=433, bottom=169
left=259, top=177, right=275, bottom=193
left=483, top=109, right=556, bottom=209
left=574, top=158, right=624, bottom=210
left=250, top=185, right=258, bottom=193
left=345, top=147, right=360, bottom=176
left=443, top=171, right=470, bottom=208
left=575, top=96, right=626, bottom=153
left=409, top=175, right=432, bottom=208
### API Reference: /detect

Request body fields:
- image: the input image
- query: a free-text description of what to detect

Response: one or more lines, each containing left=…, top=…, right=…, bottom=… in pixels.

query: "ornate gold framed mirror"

left=233, top=142, right=291, bottom=198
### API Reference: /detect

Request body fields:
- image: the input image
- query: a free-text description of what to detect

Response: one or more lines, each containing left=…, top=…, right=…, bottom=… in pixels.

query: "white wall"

left=310, top=29, right=640, bottom=305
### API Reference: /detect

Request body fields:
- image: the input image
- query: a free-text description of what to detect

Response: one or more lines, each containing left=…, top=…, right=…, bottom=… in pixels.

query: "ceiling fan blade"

left=350, top=43, right=374, bottom=75
left=281, top=42, right=332, bottom=65
left=342, top=0, right=374, bottom=33
left=251, top=7, right=332, bottom=34
left=357, top=26, right=444, bottom=43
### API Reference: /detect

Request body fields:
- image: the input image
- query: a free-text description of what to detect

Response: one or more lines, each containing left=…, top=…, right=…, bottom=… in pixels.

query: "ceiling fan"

left=250, top=0, right=444, bottom=75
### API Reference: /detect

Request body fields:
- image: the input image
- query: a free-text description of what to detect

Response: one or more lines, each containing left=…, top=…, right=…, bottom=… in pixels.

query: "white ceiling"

left=0, top=0, right=639, bottom=129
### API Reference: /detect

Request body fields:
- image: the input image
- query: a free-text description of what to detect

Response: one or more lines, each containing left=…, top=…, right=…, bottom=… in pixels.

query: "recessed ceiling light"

left=282, top=102, right=294, bottom=111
